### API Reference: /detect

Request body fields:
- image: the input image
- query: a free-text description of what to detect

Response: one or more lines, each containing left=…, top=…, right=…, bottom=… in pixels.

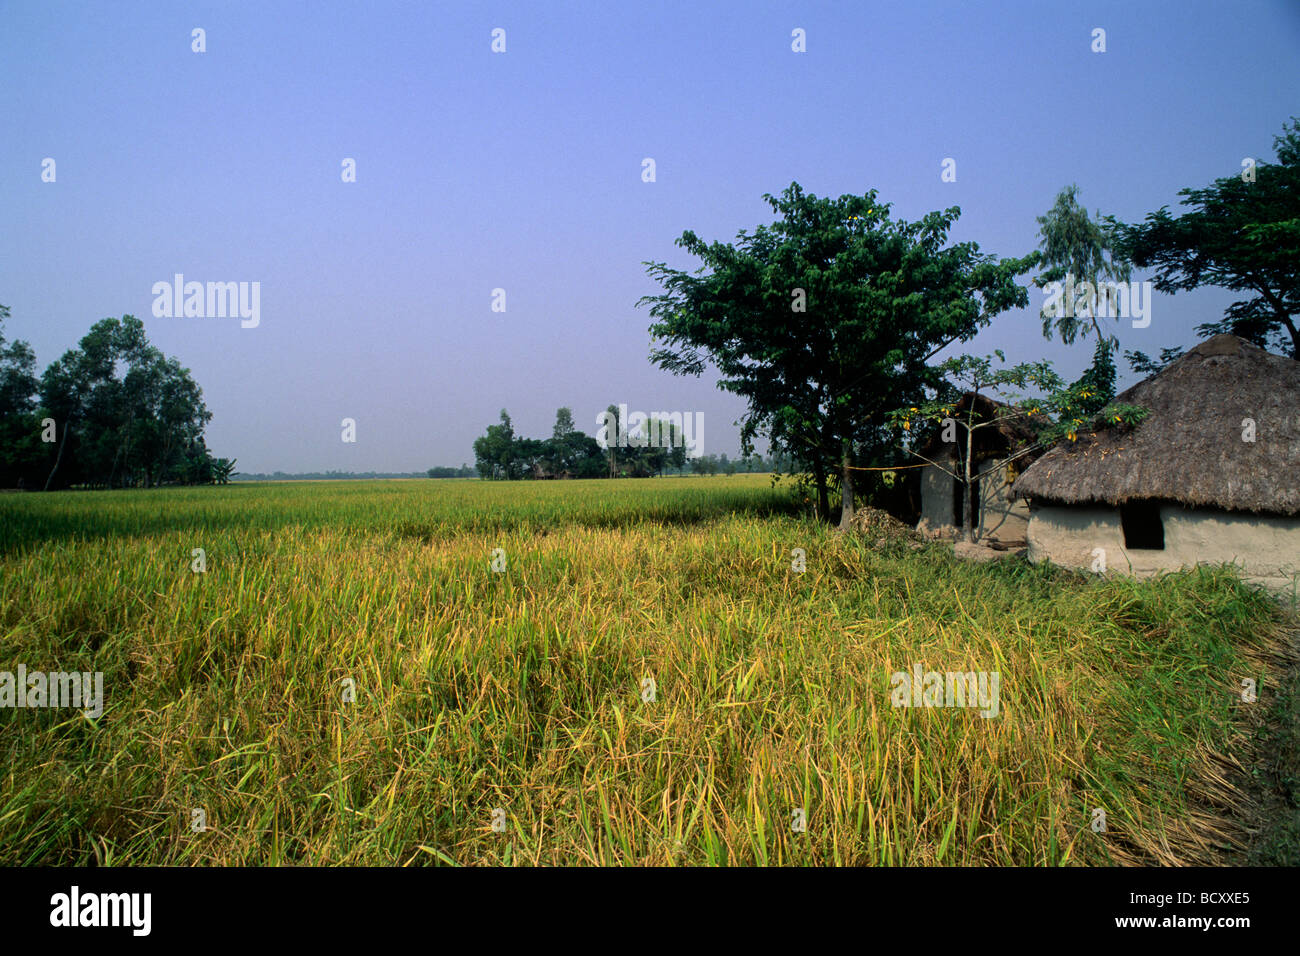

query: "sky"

left=2, top=0, right=1298, bottom=473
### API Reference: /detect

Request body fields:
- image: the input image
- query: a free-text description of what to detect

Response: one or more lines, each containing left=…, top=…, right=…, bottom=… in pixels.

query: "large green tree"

left=1034, top=184, right=1133, bottom=348
left=0, top=305, right=45, bottom=486
left=645, top=416, right=687, bottom=475
left=36, top=316, right=217, bottom=489
left=1116, top=117, right=1300, bottom=358
left=640, top=183, right=1037, bottom=526
left=544, top=406, right=605, bottom=477
left=0, top=311, right=226, bottom=489
left=1033, top=184, right=1130, bottom=412
left=472, top=409, right=516, bottom=479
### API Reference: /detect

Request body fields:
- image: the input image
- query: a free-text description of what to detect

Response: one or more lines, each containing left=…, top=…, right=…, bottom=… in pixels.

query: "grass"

left=1246, top=628, right=1300, bottom=866
left=0, top=475, right=1290, bottom=865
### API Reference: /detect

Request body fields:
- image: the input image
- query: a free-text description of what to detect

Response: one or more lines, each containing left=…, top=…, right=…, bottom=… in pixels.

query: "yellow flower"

left=902, top=420, right=910, bottom=431
left=1067, top=431, right=1077, bottom=442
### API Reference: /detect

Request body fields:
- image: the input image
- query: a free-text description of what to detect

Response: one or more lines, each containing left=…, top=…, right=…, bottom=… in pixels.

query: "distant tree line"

left=0, top=308, right=234, bottom=489
left=426, top=465, right=476, bottom=478
left=231, top=468, right=476, bottom=481
left=683, top=452, right=785, bottom=475
left=471, top=406, right=787, bottom=479
left=473, top=407, right=606, bottom=479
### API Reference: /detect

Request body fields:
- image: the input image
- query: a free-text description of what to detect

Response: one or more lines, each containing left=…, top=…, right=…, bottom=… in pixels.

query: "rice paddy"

left=0, top=475, right=1290, bottom=865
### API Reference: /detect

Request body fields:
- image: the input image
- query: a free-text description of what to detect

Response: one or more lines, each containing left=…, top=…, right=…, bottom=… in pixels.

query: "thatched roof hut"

left=1013, top=334, right=1300, bottom=515
left=1012, top=335, right=1300, bottom=590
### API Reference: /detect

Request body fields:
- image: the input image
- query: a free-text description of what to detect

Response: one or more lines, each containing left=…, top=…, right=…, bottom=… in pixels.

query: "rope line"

left=842, top=462, right=931, bottom=471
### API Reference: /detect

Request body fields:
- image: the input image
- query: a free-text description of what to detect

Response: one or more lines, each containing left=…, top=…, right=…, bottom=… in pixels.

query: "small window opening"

left=1121, top=501, right=1164, bottom=550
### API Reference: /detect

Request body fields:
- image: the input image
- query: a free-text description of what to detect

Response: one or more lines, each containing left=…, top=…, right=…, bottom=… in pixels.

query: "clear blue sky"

left=3, top=1, right=1297, bottom=472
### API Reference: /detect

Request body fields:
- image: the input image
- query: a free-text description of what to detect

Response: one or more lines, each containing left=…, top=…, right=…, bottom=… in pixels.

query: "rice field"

left=0, top=475, right=1290, bottom=865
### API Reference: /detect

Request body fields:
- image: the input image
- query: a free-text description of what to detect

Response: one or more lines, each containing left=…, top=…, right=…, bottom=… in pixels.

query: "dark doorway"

left=1121, top=501, right=1165, bottom=550
left=953, top=475, right=980, bottom=529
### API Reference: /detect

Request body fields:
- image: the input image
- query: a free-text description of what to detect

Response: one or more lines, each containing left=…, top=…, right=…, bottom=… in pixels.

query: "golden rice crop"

left=0, top=476, right=1288, bottom=865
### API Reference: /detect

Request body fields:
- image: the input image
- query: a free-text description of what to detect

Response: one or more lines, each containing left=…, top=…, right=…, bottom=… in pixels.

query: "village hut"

left=1012, top=334, right=1300, bottom=589
left=915, top=392, right=1044, bottom=544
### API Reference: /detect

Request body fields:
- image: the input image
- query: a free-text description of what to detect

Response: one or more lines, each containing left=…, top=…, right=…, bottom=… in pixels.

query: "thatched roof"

left=1013, top=335, right=1300, bottom=516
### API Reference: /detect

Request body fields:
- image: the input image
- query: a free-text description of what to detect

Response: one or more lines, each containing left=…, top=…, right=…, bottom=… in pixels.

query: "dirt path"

left=1242, top=620, right=1300, bottom=864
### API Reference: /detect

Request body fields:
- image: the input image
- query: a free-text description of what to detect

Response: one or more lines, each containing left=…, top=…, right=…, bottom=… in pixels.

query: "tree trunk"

left=962, top=412, right=976, bottom=543
left=838, top=439, right=855, bottom=530
left=43, top=416, right=71, bottom=491
left=811, top=456, right=830, bottom=523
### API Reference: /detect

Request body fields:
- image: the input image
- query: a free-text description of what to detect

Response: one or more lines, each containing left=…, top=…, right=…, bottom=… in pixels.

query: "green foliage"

left=426, top=465, right=477, bottom=479
left=472, top=409, right=517, bottom=479
left=0, top=308, right=229, bottom=489
left=640, top=182, right=1036, bottom=524
left=473, top=407, right=614, bottom=480
left=1011, top=365, right=1147, bottom=447
left=1124, top=346, right=1186, bottom=377
left=889, top=349, right=1146, bottom=528
left=1070, top=336, right=1117, bottom=415
left=689, top=453, right=720, bottom=476
left=0, top=305, right=45, bottom=486
left=887, top=352, right=1048, bottom=540
left=1116, top=117, right=1300, bottom=358
left=469, top=407, right=782, bottom=481
left=1034, top=184, right=1132, bottom=348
